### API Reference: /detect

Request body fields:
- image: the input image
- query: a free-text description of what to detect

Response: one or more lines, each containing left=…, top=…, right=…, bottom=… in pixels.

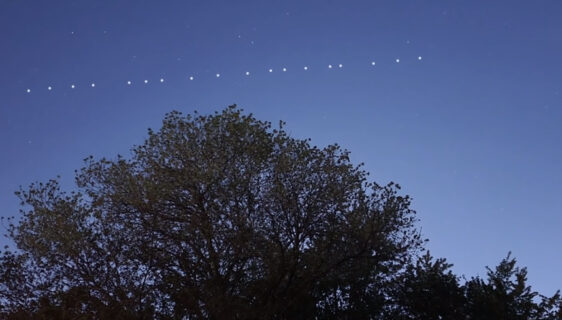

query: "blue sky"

left=1, top=0, right=561, bottom=294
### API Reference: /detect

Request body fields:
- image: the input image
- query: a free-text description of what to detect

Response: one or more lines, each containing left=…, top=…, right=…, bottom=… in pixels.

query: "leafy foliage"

left=1, top=106, right=422, bottom=319
left=464, top=253, right=562, bottom=320
left=391, top=251, right=466, bottom=319
left=0, top=106, right=559, bottom=319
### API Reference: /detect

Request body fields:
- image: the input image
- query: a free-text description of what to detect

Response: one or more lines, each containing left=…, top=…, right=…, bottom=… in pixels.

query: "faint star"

left=282, top=67, right=287, bottom=72
left=26, top=89, right=31, bottom=93
left=160, top=78, right=164, bottom=83
left=328, top=64, right=332, bottom=69
left=91, top=83, right=95, bottom=87
left=304, top=66, right=308, bottom=70
left=268, top=69, right=273, bottom=73
left=47, top=86, right=52, bottom=91
left=338, top=64, right=343, bottom=68
left=216, top=73, right=221, bottom=78
left=245, top=71, right=250, bottom=76
left=371, top=61, right=376, bottom=66
left=395, top=58, right=400, bottom=63
left=71, top=84, right=75, bottom=89
left=189, top=76, right=194, bottom=80
left=144, top=80, right=149, bottom=84
left=127, top=81, right=132, bottom=85
left=418, top=56, right=422, bottom=60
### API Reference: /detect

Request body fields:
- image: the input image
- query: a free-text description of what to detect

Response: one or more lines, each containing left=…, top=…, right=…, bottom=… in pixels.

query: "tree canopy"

left=1, top=106, right=560, bottom=319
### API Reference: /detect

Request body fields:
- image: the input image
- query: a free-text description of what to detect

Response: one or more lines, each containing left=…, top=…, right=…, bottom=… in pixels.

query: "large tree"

left=1, top=106, right=423, bottom=319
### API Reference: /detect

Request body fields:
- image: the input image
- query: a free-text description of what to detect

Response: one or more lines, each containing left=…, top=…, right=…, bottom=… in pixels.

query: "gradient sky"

left=1, top=0, right=561, bottom=294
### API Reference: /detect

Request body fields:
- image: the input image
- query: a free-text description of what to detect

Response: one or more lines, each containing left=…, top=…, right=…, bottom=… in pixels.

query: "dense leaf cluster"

left=0, top=106, right=560, bottom=319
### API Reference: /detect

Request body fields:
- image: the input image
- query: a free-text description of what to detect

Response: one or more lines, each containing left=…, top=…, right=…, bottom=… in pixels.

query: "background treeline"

left=1, top=106, right=560, bottom=319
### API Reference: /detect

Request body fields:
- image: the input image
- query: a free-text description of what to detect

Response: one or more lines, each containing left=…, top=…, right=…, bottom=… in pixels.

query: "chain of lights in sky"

left=24, top=56, right=423, bottom=94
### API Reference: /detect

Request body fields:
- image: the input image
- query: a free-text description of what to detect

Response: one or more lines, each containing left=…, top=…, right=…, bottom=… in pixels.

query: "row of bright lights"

left=26, top=57, right=422, bottom=93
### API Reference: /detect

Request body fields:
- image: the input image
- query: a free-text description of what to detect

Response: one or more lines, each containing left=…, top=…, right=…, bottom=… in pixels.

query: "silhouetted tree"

left=2, top=106, right=560, bottom=319
left=390, top=251, right=466, bottom=319
left=1, top=106, right=423, bottom=319
left=464, top=253, right=561, bottom=320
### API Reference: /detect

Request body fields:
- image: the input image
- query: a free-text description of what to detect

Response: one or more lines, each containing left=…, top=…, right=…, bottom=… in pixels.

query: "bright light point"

left=328, top=64, right=332, bottom=69
left=418, top=56, right=422, bottom=60
left=47, top=86, right=52, bottom=91
left=160, top=78, right=164, bottom=83
left=127, top=81, right=132, bottom=85
left=26, top=89, right=31, bottom=93
left=338, top=64, right=343, bottom=68
left=71, top=84, right=75, bottom=89
left=245, top=71, right=250, bottom=76
left=395, top=58, right=400, bottom=63
left=91, top=83, right=95, bottom=87
left=268, top=69, right=273, bottom=73
left=304, top=66, right=308, bottom=70
left=216, top=73, right=220, bottom=78
left=189, top=76, right=194, bottom=80
left=282, top=67, right=287, bottom=72
left=371, top=61, right=376, bottom=66
left=144, top=80, right=149, bottom=84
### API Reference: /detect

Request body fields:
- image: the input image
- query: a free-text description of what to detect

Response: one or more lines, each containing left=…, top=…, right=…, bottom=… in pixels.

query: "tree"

left=464, top=253, right=562, bottom=320
left=1, top=106, right=423, bottom=319
left=390, top=251, right=466, bottom=319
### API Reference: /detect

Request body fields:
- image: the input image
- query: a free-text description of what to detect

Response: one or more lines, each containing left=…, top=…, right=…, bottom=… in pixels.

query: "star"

left=371, top=61, right=376, bottom=66
left=189, top=76, right=194, bottom=80
left=395, top=58, right=400, bottom=63
left=26, top=89, right=31, bottom=93
left=245, top=71, right=250, bottom=76
left=304, top=66, right=308, bottom=70
left=91, top=83, right=96, bottom=87
left=127, top=81, right=132, bottom=85
left=338, top=64, right=343, bottom=68
left=418, top=56, right=422, bottom=60
left=47, top=86, right=52, bottom=91
left=282, top=67, right=287, bottom=72
left=160, top=78, right=164, bottom=83
left=328, top=64, right=332, bottom=69
left=144, top=80, right=149, bottom=84
left=216, top=73, right=221, bottom=78
left=71, top=84, right=75, bottom=89
left=268, top=69, right=273, bottom=73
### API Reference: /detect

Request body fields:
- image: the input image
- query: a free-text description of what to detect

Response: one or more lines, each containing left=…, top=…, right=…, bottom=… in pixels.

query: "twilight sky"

left=1, top=0, right=561, bottom=294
